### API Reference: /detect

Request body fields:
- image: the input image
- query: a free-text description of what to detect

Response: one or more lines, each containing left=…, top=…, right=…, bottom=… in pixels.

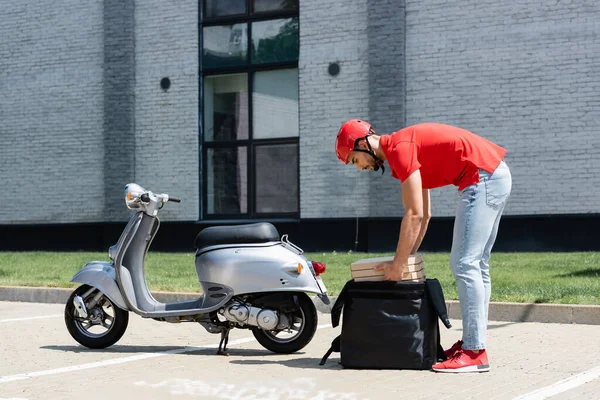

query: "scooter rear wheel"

left=251, top=292, right=317, bottom=354
left=64, top=284, right=129, bottom=349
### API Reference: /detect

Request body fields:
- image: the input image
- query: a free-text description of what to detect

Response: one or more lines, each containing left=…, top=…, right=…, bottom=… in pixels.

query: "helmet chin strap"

left=366, top=137, right=385, bottom=174
left=373, top=158, right=385, bottom=174
left=352, top=145, right=385, bottom=174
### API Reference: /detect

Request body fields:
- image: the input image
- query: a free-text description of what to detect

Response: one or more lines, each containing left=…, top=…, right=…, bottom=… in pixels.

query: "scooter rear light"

left=311, top=261, right=326, bottom=275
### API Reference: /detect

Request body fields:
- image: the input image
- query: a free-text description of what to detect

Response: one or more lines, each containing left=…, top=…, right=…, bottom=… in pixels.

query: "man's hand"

left=375, top=259, right=408, bottom=281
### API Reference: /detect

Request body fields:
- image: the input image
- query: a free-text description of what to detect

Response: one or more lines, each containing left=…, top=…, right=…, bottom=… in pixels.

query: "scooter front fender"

left=70, top=262, right=129, bottom=311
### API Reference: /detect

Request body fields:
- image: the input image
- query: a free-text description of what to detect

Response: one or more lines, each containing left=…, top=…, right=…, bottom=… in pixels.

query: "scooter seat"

left=194, top=222, right=280, bottom=249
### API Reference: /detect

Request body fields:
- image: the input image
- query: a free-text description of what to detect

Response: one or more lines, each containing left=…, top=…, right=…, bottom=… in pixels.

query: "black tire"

left=64, top=285, right=129, bottom=349
left=251, top=293, right=318, bottom=354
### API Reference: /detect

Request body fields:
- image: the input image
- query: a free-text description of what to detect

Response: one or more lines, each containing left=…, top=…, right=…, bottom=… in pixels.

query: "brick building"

left=1, top=0, right=599, bottom=252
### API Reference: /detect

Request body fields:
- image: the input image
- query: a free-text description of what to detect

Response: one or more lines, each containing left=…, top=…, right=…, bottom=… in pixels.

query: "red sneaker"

left=444, top=340, right=463, bottom=359
left=432, top=349, right=490, bottom=373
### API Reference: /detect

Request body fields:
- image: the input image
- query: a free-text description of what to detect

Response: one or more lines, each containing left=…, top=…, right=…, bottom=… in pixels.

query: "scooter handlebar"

left=139, top=192, right=181, bottom=204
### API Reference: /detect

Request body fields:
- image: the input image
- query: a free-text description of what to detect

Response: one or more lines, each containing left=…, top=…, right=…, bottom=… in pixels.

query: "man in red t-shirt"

left=335, top=120, right=512, bottom=373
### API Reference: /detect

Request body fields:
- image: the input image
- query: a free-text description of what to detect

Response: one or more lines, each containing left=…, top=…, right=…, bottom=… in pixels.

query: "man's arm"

left=411, top=189, right=431, bottom=254
left=383, top=170, right=424, bottom=281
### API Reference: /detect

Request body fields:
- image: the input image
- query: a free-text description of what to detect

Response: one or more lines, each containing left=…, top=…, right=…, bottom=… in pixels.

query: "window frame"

left=200, top=1, right=300, bottom=221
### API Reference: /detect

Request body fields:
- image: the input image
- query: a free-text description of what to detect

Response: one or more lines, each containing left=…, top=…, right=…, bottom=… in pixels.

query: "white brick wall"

left=405, top=0, right=600, bottom=216
left=134, top=0, right=199, bottom=222
left=300, top=0, right=600, bottom=218
left=299, top=0, right=408, bottom=219
left=364, top=0, right=409, bottom=218
left=0, top=0, right=105, bottom=223
left=0, top=1, right=199, bottom=224
left=2, top=0, right=598, bottom=224
left=299, top=0, right=373, bottom=219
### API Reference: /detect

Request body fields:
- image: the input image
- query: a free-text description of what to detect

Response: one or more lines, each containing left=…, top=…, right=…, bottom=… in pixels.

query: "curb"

left=2, top=286, right=600, bottom=325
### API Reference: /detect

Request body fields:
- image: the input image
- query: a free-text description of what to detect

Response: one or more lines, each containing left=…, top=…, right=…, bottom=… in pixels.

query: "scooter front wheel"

left=251, top=292, right=317, bottom=354
left=64, top=284, right=129, bottom=349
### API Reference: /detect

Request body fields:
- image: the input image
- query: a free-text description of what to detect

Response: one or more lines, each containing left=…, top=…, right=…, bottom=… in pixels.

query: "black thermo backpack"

left=320, top=278, right=452, bottom=370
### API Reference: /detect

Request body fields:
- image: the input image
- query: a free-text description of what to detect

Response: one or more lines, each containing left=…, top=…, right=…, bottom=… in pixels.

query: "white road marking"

left=0, top=315, right=62, bottom=323
left=0, top=324, right=333, bottom=384
left=513, top=366, right=600, bottom=400
left=134, top=377, right=369, bottom=400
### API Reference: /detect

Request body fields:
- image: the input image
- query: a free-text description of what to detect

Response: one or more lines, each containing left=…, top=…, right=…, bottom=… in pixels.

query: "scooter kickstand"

left=217, top=328, right=230, bottom=356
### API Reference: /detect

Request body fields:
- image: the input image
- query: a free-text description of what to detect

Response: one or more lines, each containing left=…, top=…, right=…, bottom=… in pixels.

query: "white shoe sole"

left=432, top=364, right=490, bottom=373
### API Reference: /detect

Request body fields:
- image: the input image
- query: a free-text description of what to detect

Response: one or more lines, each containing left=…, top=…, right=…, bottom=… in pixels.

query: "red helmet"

left=335, top=119, right=373, bottom=164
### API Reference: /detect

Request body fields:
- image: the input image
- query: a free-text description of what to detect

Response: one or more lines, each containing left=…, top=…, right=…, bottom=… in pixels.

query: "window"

left=201, top=0, right=299, bottom=219
left=251, top=18, right=299, bottom=64
left=206, top=147, right=248, bottom=214
left=204, top=0, right=246, bottom=18
left=255, top=143, right=298, bottom=213
left=203, top=74, right=249, bottom=141
left=252, top=69, right=298, bottom=139
left=203, top=24, right=248, bottom=68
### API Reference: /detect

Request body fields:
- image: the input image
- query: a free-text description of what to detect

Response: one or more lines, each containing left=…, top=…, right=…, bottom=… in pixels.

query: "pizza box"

left=350, top=254, right=425, bottom=282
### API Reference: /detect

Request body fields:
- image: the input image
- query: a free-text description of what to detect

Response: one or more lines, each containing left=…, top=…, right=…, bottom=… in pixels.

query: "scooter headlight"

left=124, top=183, right=145, bottom=209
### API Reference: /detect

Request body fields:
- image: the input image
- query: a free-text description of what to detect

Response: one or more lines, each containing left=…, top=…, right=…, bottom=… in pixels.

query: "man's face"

left=348, top=150, right=378, bottom=171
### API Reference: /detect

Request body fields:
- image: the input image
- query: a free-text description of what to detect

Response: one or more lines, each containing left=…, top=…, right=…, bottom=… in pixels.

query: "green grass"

left=1, top=252, right=599, bottom=304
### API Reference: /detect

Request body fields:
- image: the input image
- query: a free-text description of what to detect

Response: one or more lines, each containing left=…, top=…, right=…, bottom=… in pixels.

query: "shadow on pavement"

left=40, top=344, right=284, bottom=356
left=230, top=357, right=341, bottom=370
left=487, top=321, right=519, bottom=329
left=440, top=321, right=517, bottom=331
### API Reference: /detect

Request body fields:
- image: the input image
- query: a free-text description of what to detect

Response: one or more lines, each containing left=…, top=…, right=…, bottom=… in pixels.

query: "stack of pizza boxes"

left=350, top=254, right=425, bottom=282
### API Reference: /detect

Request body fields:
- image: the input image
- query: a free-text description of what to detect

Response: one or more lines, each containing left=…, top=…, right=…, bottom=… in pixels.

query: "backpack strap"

left=319, top=335, right=341, bottom=365
left=436, top=325, right=447, bottom=361
left=330, top=281, right=349, bottom=328
left=426, top=278, right=452, bottom=329
left=320, top=281, right=351, bottom=366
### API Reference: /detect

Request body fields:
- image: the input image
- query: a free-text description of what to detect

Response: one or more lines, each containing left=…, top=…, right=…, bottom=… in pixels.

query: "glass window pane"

left=253, top=0, right=298, bottom=13
left=203, top=24, right=248, bottom=68
left=204, top=0, right=246, bottom=18
left=255, top=144, right=298, bottom=213
left=204, top=74, right=249, bottom=141
left=206, top=147, right=248, bottom=214
left=251, top=18, right=299, bottom=64
left=252, top=69, right=298, bottom=139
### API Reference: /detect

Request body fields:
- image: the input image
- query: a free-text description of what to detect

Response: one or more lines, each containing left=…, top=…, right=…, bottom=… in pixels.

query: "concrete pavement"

left=1, top=301, right=600, bottom=399
left=2, top=285, right=600, bottom=325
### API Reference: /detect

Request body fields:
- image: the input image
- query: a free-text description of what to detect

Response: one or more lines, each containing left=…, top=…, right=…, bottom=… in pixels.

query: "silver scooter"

left=64, top=183, right=329, bottom=355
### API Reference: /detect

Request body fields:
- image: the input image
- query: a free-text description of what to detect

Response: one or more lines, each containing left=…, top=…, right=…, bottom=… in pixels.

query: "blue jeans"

left=450, top=161, right=512, bottom=351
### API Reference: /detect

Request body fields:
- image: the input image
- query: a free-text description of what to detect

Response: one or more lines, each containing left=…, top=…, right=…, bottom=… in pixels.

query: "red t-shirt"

left=379, top=123, right=507, bottom=190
